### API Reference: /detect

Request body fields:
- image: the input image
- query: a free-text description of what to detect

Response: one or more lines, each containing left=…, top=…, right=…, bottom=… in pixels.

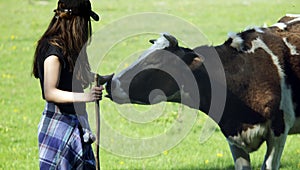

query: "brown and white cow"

left=106, top=14, right=300, bottom=170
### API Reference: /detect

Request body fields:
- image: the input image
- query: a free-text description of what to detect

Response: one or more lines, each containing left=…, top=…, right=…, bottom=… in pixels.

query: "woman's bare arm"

left=43, top=55, right=103, bottom=103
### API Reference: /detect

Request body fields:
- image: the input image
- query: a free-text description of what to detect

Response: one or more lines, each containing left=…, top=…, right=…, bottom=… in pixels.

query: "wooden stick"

left=94, top=74, right=101, bottom=170
left=93, top=73, right=113, bottom=170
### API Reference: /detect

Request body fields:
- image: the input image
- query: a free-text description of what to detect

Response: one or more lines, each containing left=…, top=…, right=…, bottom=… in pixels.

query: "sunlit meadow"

left=1, top=0, right=300, bottom=169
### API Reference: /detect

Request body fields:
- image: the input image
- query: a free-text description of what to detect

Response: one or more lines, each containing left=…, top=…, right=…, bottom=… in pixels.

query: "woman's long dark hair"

left=32, top=2, right=93, bottom=88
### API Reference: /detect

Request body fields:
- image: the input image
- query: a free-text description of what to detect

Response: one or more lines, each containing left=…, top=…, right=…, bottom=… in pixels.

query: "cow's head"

left=106, top=33, right=203, bottom=106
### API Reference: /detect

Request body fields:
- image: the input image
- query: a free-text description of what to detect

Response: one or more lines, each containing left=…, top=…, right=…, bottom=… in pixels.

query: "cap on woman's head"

left=56, top=0, right=99, bottom=21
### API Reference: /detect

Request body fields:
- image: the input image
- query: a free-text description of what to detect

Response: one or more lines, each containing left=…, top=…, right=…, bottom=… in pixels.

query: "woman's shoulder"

left=39, top=38, right=66, bottom=67
left=45, top=40, right=62, bottom=58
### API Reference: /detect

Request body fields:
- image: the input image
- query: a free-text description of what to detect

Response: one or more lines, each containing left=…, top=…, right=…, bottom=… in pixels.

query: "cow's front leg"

left=261, top=133, right=287, bottom=170
left=228, top=142, right=251, bottom=170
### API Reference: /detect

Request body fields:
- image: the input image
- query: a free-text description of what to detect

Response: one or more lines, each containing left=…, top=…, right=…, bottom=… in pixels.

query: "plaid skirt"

left=38, top=102, right=96, bottom=170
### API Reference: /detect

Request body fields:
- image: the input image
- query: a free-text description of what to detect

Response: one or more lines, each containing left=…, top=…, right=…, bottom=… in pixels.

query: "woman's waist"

left=44, top=102, right=86, bottom=115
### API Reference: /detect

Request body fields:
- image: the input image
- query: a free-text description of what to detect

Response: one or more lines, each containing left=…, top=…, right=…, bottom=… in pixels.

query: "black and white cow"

left=106, top=14, right=300, bottom=170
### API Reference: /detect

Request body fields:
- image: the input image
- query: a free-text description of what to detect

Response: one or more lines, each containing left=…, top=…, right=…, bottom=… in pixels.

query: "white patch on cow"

left=254, top=27, right=264, bottom=33
left=247, top=38, right=296, bottom=132
left=263, top=133, right=287, bottom=170
left=229, top=143, right=251, bottom=170
left=227, top=124, right=268, bottom=153
left=271, top=23, right=287, bottom=30
left=228, top=32, right=244, bottom=51
left=244, top=26, right=264, bottom=33
left=286, top=14, right=300, bottom=18
left=272, top=14, right=300, bottom=31
left=247, top=38, right=284, bottom=78
left=247, top=38, right=284, bottom=79
left=280, top=84, right=295, bottom=131
left=287, top=17, right=300, bottom=24
left=283, top=37, right=300, bottom=55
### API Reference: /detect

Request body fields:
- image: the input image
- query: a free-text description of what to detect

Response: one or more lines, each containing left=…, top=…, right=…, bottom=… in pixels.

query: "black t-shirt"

left=37, top=41, right=86, bottom=114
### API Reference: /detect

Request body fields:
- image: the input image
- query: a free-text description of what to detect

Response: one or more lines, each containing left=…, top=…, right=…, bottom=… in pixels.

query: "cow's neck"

left=192, top=59, right=212, bottom=114
left=192, top=45, right=232, bottom=117
left=192, top=45, right=254, bottom=126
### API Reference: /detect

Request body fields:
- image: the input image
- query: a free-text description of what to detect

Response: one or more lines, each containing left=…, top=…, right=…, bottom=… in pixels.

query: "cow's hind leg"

left=261, top=133, right=287, bottom=170
left=229, top=143, right=251, bottom=170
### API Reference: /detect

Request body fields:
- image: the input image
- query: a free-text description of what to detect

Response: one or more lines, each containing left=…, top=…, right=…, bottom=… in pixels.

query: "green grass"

left=1, top=0, right=300, bottom=169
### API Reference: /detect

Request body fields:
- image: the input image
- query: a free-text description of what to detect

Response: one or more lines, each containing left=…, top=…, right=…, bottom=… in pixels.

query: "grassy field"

left=1, top=0, right=300, bottom=169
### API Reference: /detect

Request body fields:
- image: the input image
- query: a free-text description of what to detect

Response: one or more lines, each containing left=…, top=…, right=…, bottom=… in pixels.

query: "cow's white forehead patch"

left=151, top=33, right=171, bottom=50
left=138, top=33, right=171, bottom=60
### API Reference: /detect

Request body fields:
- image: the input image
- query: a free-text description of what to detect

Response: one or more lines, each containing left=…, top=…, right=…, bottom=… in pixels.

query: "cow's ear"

left=190, top=56, right=204, bottom=70
left=183, top=52, right=204, bottom=70
left=149, top=39, right=156, bottom=44
left=163, top=34, right=178, bottom=47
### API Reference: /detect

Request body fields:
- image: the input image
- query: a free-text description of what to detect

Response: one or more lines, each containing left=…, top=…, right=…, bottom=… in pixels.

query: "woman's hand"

left=87, top=85, right=104, bottom=102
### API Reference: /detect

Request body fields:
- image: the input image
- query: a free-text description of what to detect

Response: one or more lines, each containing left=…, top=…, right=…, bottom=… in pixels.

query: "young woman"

left=32, top=0, right=103, bottom=169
